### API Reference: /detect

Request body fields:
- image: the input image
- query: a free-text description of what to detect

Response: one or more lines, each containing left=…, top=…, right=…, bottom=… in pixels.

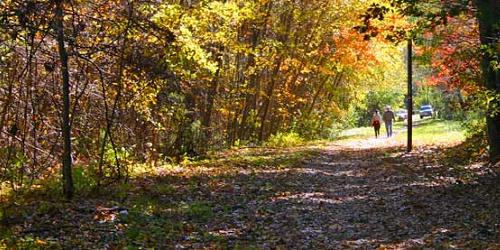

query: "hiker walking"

left=383, top=106, right=396, bottom=137
left=371, top=110, right=382, bottom=138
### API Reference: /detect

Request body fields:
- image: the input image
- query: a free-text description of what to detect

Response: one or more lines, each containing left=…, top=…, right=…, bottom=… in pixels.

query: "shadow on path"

left=3, top=140, right=499, bottom=249
left=123, top=142, right=500, bottom=248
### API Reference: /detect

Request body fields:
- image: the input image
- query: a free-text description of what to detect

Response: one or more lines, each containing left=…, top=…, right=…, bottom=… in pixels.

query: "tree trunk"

left=475, top=0, right=500, bottom=162
left=238, top=7, right=270, bottom=141
left=55, top=0, right=73, bottom=199
left=259, top=58, right=282, bottom=141
left=202, top=57, right=221, bottom=148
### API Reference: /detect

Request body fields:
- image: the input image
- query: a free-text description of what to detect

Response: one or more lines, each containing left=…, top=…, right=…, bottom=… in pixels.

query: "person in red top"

left=371, top=110, right=382, bottom=138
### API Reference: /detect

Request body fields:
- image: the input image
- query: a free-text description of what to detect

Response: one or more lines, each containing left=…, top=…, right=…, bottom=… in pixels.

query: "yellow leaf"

left=36, top=239, right=47, bottom=245
left=301, top=66, right=311, bottom=74
left=318, top=66, right=335, bottom=75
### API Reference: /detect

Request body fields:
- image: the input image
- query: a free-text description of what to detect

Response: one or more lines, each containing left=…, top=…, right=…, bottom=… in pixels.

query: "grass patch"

left=188, top=145, right=322, bottom=171
left=180, top=201, right=213, bottom=222
left=151, top=183, right=176, bottom=195
left=338, top=118, right=465, bottom=146
left=394, top=119, right=465, bottom=145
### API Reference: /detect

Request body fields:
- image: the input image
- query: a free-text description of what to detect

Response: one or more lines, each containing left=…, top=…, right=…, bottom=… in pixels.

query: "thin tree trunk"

left=0, top=75, right=15, bottom=135
left=259, top=58, right=282, bottom=141
left=306, top=75, right=331, bottom=117
left=55, top=0, right=73, bottom=199
left=97, top=1, right=133, bottom=181
left=202, top=55, right=221, bottom=148
left=238, top=4, right=271, bottom=141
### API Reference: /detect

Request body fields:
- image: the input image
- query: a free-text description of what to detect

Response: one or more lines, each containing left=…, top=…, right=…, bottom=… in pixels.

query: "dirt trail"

left=4, top=137, right=499, bottom=249
left=208, top=139, right=500, bottom=248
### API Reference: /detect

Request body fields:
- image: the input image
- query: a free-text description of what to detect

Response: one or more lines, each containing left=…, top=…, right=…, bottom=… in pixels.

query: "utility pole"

left=407, top=39, right=413, bottom=153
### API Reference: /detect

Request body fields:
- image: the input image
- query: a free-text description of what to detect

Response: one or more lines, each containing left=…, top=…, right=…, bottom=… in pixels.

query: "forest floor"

left=1, top=119, right=500, bottom=249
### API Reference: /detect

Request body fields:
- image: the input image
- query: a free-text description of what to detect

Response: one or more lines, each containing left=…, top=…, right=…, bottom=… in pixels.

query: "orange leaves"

left=280, top=58, right=303, bottom=72
left=331, top=28, right=377, bottom=69
left=417, top=14, right=481, bottom=93
left=318, top=66, right=335, bottom=76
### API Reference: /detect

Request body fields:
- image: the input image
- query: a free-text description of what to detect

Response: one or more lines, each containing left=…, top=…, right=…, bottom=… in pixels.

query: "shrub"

left=73, top=166, right=97, bottom=194
left=265, top=132, right=304, bottom=148
left=0, top=146, right=27, bottom=191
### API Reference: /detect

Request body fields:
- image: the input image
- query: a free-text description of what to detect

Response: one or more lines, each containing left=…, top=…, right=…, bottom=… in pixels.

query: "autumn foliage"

left=416, top=14, right=481, bottom=93
left=0, top=0, right=405, bottom=189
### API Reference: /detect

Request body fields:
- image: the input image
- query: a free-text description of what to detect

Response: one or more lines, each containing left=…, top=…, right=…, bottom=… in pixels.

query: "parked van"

left=419, top=105, right=433, bottom=119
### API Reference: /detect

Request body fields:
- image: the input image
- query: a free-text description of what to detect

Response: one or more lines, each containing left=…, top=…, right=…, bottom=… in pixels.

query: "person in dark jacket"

left=383, top=106, right=396, bottom=137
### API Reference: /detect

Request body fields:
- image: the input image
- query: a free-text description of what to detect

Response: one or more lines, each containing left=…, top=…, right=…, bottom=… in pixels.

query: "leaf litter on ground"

left=1, top=136, right=499, bottom=249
